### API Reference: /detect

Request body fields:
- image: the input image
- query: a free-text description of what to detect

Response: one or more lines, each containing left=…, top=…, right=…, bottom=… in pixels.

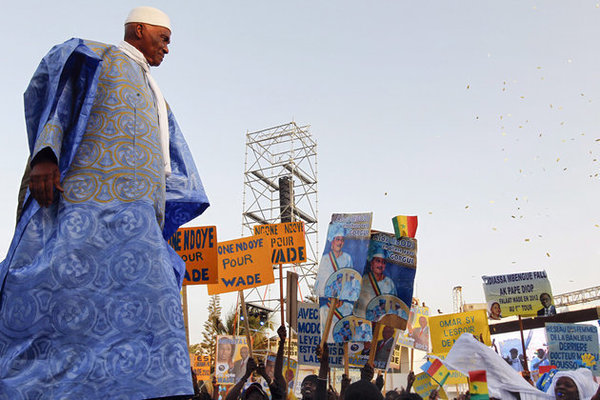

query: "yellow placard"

left=190, top=354, right=211, bottom=381
left=207, top=236, right=274, bottom=295
left=254, top=221, right=307, bottom=264
left=168, top=226, right=218, bottom=285
left=429, top=310, right=490, bottom=355
left=435, top=354, right=468, bottom=385
left=413, top=372, right=448, bottom=399
left=482, top=270, right=554, bottom=318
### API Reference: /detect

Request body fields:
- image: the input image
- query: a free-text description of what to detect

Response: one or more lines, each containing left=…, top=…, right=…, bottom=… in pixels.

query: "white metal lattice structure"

left=241, top=122, right=319, bottom=313
left=452, top=286, right=464, bottom=314
left=554, top=285, right=600, bottom=307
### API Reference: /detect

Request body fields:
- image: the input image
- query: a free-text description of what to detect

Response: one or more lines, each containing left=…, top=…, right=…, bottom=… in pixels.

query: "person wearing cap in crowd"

left=314, top=223, right=354, bottom=297
left=354, top=246, right=396, bottom=318
left=504, top=348, right=525, bottom=372
left=0, top=6, right=208, bottom=399
left=530, top=348, right=550, bottom=371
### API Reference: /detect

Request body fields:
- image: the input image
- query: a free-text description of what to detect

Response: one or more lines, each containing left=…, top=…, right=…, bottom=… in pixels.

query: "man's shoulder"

left=81, top=40, right=123, bottom=59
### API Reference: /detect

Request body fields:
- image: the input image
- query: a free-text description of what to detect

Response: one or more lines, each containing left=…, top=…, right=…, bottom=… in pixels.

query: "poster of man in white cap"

left=353, top=231, right=417, bottom=328
left=315, top=213, right=372, bottom=342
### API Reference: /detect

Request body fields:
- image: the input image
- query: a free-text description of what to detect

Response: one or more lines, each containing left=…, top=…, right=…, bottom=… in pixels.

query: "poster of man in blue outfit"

left=353, top=231, right=417, bottom=330
left=315, top=213, right=372, bottom=343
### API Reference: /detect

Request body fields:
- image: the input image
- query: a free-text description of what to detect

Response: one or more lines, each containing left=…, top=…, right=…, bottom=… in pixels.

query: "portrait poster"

left=353, top=231, right=417, bottom=331
left=429, top=310, right=491, bottom=355
left=482, top=270, right=555, bottom=318
left=315, top=213, right=372, bottom=342
left=168, top=226, right=218, bottom=285
left=372, top=324, right=402, bottom=370
left=297, top=302, right=344, bottom=367
left=405, top=304, right=430, bottom=352
left=284, top=359, right=299, bottom=398
left=207, top=236, right=273, bottom=295
left=215, top=335, right=249, bottom=385
left=546, top=323, right=600, bottom=376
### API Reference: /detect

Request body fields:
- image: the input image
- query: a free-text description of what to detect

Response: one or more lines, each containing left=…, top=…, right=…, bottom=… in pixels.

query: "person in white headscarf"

left=488, top=300, right=502, bottom=320
left=548, top=369, right=599, bottom=400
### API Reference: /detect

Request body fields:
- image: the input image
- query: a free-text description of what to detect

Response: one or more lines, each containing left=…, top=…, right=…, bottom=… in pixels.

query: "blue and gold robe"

left=0, top=39, right=209, bottom=399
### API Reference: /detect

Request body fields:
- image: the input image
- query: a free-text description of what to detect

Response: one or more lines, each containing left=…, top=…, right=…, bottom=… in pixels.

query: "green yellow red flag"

left=392, top=215, right=418, bottom=238
left=468, top=370, right=489, bottom=400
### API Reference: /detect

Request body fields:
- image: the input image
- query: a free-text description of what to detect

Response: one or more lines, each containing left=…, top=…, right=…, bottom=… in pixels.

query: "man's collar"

left=118, top=41, right=150, bottom=71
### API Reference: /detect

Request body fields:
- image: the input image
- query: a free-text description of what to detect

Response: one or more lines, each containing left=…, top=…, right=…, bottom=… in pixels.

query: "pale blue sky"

left=1, top=1, right=599, bottom=344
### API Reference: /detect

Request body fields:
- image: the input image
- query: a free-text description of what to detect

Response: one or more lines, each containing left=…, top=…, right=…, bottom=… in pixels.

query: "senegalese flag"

left=468, top=370, right=489, bottom=400
left=392, top=215, right=418, bottom=239
left=420, top=359, right=450, bottom=387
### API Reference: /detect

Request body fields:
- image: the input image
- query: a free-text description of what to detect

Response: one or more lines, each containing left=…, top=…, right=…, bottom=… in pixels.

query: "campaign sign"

left=389, top=335, right=415, bottom=370
left=254, top=221, right=307, bottom=264
left=215, top=336, right=250, bottom=385
left=297, top=302, right=343, bottom=367
left=546, top=323, right=600, bottom=376
left=413, top=372, right=449, bottom=399
left=190, top=354, right=211, bottom=381
left=405, top=304, right=430, bottom=352
left=482, top=270, right=555, bottom=318
left=169, top=226, right=218, bottom=285
left=429, top=310, right=490, bottom=355
left=315, top=213, right=372, bottom=342
left=348, top=341, right=371, bottom=368
left=353, top=231, right=417, bottom=331
left=372, top=324, right=402, bottom=370
left=207, top=236, right=273, bottom=295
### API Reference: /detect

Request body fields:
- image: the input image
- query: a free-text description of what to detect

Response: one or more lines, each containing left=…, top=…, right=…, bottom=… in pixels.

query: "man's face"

left=419, top=316, right=428, bottom=327
left=537, top=349, right=545, bottom=358
left=301, top=380, right=317, bottom=399
left=540, top=294, right=552, bottom=308
left=240, top=346, right=249, bottom=359
left=371, top=257, right=386, bottom=275
left=510, top=349, right=518, bottom=358
left=382, top=326, right=394, bottom=340
left=331, top=236, right=344, bottom=253
left=137, top=23, right=171, bottom=66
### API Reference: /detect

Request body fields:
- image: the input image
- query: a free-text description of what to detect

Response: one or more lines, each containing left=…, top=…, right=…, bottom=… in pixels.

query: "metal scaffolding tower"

left=241, top=122, right=319, bottom=314
left=452, top=286, right=464, bottom=314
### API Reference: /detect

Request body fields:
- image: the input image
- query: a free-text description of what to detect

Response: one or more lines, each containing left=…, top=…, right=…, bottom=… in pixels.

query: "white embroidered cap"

left=125, top=6, right=171, bottom=31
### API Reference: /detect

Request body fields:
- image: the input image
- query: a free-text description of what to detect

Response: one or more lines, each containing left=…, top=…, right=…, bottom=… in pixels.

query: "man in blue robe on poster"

left=0, top=6, right=209, bottom=399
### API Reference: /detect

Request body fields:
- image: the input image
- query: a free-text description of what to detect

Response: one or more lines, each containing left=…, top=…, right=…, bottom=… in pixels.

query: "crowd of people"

left=188, top=328, right=600, bottom=400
